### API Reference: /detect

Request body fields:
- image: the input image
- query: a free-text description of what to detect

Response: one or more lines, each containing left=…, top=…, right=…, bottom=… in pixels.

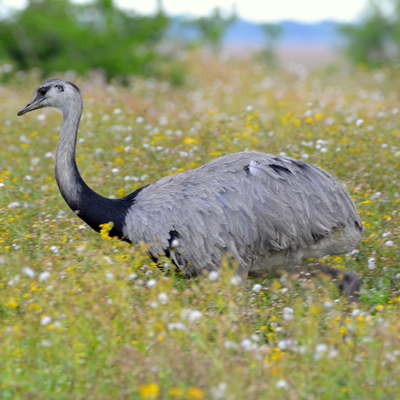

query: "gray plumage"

left=18, top=79, right=363, bottom=298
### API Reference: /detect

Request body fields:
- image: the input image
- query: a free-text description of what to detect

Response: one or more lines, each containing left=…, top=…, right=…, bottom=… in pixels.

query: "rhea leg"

left=248, top=258, right=361, bottom=302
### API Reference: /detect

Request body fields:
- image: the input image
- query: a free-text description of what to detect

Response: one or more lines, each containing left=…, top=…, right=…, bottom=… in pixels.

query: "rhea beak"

left=17, top=95, right=44, bottom=116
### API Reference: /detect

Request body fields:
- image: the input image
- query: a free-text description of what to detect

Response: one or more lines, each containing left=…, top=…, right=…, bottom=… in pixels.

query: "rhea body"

left=18, top=79, right=363, bottom=293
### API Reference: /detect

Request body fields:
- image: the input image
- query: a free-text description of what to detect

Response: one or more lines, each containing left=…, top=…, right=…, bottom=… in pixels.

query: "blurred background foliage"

left=0, top=0, right=399, bottom=83
left=182, top=6, right=237, bottom=52
left=339, top=0, right=400, bottom=68
left=0, top=0, right=171, bottom=82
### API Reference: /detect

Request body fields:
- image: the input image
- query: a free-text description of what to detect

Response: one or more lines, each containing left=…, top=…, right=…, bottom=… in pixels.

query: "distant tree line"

left=0, top=0, right=285, bottom=82
left=0, top=0, right=397, bottom=80
left=0, top=0, right=243, bottom=82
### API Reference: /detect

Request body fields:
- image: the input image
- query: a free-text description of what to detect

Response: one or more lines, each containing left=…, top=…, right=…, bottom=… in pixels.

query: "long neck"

left=54, top=98, right=131, bottom=237
left=55, top=97, right=86, bottom=208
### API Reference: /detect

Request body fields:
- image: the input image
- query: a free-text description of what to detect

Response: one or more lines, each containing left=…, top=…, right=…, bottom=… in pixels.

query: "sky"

left=4, top=0, right=370, bottom=23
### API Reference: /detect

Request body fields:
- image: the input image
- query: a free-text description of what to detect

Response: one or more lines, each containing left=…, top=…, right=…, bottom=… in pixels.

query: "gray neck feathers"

left=55, top=95, right=86, bottom=208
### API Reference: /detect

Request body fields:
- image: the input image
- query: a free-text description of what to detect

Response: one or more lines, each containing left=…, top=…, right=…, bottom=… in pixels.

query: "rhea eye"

left=55, top=85, right=64, bottom=92
left=38, top=87, right=47, bottom=95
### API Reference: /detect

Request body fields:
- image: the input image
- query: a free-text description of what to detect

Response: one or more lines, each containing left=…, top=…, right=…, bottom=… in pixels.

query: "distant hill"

left=225, top=20, right=342, bottom=46
left=169, top=18, right=343, bottom=48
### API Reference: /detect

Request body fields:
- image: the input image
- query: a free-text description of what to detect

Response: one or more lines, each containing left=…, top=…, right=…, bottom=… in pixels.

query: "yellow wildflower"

left=99, top=222, right=113, bottom=240
left=168, top=387, right=184, bottom=397
left=184, top=138, right=198, bottom=145
left=186, top=387, right=204, bottom=400
left=138, top=383, right=159, bottom=399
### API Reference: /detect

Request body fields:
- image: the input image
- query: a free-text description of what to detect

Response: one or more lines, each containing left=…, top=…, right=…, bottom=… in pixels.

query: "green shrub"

left=0, top=0, right=171, bottom=81
left=340, top=0, right=400, bottom=67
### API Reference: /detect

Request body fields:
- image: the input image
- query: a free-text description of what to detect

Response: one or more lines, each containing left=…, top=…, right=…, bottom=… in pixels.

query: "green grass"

left=0, top=55, right=399, bottom=399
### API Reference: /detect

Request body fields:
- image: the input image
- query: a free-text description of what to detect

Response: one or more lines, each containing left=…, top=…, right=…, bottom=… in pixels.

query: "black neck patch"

left=61, top=183, right=148, bottom=240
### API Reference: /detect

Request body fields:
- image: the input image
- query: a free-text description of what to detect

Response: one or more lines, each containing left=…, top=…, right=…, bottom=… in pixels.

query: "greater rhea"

left=18, top=79, right=363, bottom=298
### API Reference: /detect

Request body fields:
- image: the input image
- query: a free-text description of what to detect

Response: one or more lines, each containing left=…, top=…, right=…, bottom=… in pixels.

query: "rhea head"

left=17, top=79, right=81, bottom=117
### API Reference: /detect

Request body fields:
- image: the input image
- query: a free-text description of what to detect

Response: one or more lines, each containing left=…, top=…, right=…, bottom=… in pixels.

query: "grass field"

left=0, top=53, right=399, bottom=399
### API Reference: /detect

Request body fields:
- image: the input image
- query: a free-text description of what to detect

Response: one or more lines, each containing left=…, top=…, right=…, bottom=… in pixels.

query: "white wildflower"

left=159, top=116, right=168, bottom=125
left=351, top=308, right=361, bottom=317
left=188, top=310, right=202, bottom=322
left=171, top=239, right=179, bottom=248
left=40, top=316, right=52, bottom=326
left=8, top=275, right=20, bottom=285
left=328, top=348, right=339, bottom=358
left=38, top=271, right=51, bottom=282
left=325, top=117, right=334, bottom=125
left=167, top=322, right=186, bottom=331
left=314, top=343, right=328, bottom=359
left=277, top=339, right=288, bottom=350
left=230, top=276, right=242, bottom=285
left=208, top=271, right=219, bottom=281
left=283, top=307, right=294, bottom=321
left=316, top=343, right=328, bottom=353
left=276, top=379, right=289, bottom=389
left=146, top=279, right=156, bottom=288
left=240, top=338, right=256, bottom=351
left=22, top=266, right=35, bottom=278
left=277, top=338, right=298, bottom=351
left=252, top=284, right=262, bottom=292
left=385, top=240, right=394, bottom=247
left=224, top=340, right=237, bottom=349
left=251, top=334, right=260, bottom=342
left=50, top=246, right=59, bottom=254
left=105, top=271, right=114, bottom=280
left=127, top=272, right=137, bottom=280
left=157, top=292, right=168, bottom=304
left=324, top=300, right=333, bottom=309
left=210, top=382, right=227, bottom=400
left=7, top=202, right=21, bottom=209
left=367, top=257, right=376, bottom=270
